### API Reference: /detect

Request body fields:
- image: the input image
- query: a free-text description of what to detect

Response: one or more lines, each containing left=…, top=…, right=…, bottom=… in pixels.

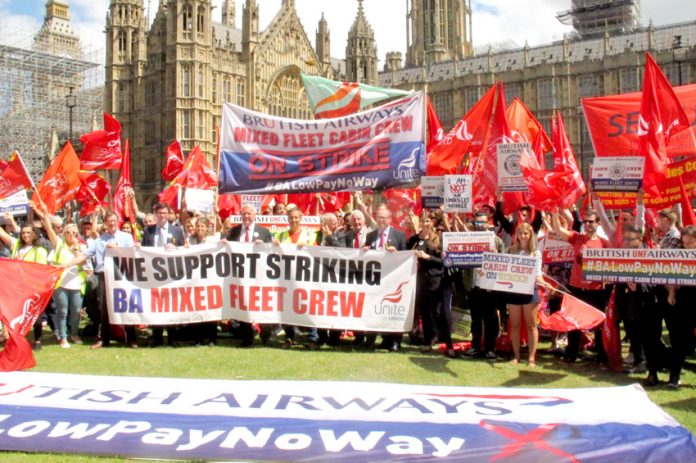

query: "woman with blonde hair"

left=506, top=222, right=544, bottom=366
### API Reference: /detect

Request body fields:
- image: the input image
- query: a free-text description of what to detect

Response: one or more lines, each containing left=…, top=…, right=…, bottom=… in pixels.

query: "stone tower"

left=345, top=0, right=378, bottom=85
left=104, top=0, right=147, bottom=141
left=316, top=13, right=331, bottom=69
left=405, top=0, right=473, bottom=67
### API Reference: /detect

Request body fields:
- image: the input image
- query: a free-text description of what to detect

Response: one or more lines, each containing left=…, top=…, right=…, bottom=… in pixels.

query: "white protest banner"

left=183, top=188, right=215, bottom=213
left=591, top=156, right=645, bottom=192
left=497, top=142, right=530, bottom=192
left=474, top=252, right=538, bottom=294
left=421, top=176, right=444, bottom=208
left=443, top=175, right=472, bottom=212
left=582, top=248, right=696, bottom=285
left=105, top=242, right=416, bottom=331
left=226, top=214, right=321, bottom=234
left=219, top=92, right=425, bottom=194
left=0, top=372, right=694, bottom=462
left=442, top=231, right=495, bottom=268
left=0, top=189, right=29, bottom=216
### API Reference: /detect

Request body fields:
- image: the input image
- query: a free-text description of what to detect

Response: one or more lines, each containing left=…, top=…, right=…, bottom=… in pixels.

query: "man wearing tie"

left=225, top=203, right=273, bottom=346
left=364, top=205, right=407, bottom=351
left=141, top=203, right=186, bottom=347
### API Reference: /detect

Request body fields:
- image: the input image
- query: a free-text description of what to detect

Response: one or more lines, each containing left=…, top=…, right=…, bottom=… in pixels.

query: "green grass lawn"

left=2, top=330, right=695, bottom=462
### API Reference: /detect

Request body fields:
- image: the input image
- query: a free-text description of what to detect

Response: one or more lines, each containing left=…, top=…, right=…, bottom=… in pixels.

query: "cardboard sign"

left=497, top=142, right=530, bottom=192
left=591, top=157, right=645, bottom=192
left=474, top=252, right=538, bottom=295
left=442, top=231, right=495, bottom=268
left=443, top=175, right=472, bottom=212
left=421, top=176, right=444, bottom=208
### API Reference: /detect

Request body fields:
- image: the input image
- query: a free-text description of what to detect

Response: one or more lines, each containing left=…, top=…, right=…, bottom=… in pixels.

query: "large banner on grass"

left=105, top=243, right=416, bottom=332
left=582, top=248, right=696, bottom=285
left=0, top=372, right=694, bottom=462
left=219, top=93, right=425, bottom=194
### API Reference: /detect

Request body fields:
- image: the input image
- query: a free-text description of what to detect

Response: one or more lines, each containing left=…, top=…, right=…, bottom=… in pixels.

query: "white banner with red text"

left=105, top=243, right=416, bottom=331
left=0, top=372, right=694, bottom=462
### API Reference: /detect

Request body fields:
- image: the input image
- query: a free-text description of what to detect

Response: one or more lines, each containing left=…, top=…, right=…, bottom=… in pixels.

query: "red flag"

left=552, top=111, right=586, bottom=209
left=162, top=140, right=185, bottom=181
left=426, top=97, right=444, bottom=154
left=602, top=288, right=623, bottom=372
left=0, top=151, right=33, bottom=199
left=427, top=84, right=497, bottom=176
left=217, top=194, right=241, bottom=220
left=159, top=145, right=217, bottom=209
left=80, top=113, right=123, bottom=170
left=76, top=171, right=110, bottom=203
left=679, top=177, right=696, bottom=226
left=33, top=142, right=82, bottom=214
left=113, top=140, right=135, bottom=225
left=539, top=292, right=606, bottom=332
left=519, top=147, right=574, bottom=211
left=639, top=53, right=691, bottom=195
left=506, top=97, right=553, bottom=158
left=0, top=260, right=64, bottom=371
left=0, top=159, right=7, bottom=171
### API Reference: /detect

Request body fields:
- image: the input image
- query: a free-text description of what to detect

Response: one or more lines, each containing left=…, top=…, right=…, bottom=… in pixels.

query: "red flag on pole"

left=76, top=171, right=111, bottom=217
left=539, top=292, right=606, bottom=332
left=506, top=97, right=553, bottom=158
left=679, top=177, right=696, bottom=226
left=426, top=97, right=444, bottom=154
left=159, top=145, right=217, bottom=209
left=0, top=151, right=33, bottom=200
left=602, top=288, right=623, bottom=372
left=162, top=140, right=185, bottom=181
left=426, top=84, right=497, bottom=176
left=33, top=142, right=82, bottom=214
left=80, top=113, right=123, bottom=170
left=113, top=139, right=135, bottom=225
left=0, top=260, right=64, bottom=371
left=639, top=53, right=691, bottom=195
left=552, top=111, right=586, bottom=209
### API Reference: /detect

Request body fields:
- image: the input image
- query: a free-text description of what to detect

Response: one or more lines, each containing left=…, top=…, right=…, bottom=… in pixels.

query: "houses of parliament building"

left=103, top=0, right=696, bottom=205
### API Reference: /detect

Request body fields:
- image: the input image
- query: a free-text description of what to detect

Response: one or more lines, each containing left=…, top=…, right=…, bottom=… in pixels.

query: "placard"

left=442, top=231, right=495, bottom=268
left=582, top=248, right=696, bottom=285
left=591, top=156, right=645, bottom=192
left=421, top=176, right=444, bottom=208
left=474, top=252, right=538, bottom=294
left=497, top=142, right=530, bottom=192
left=182, top=188, right=215, bottom=213
left=0, top=190, right=29, bottom=216
left=443, top=175, right=472, bottom=212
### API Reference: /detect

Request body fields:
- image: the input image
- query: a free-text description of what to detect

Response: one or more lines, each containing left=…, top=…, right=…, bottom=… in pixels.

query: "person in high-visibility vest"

left=273, top=207, right=317, bottom=349
left=43, top=215, right=90, bottom=349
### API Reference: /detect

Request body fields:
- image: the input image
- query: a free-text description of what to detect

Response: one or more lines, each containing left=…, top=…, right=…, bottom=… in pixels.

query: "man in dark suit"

left=364, top=204, right=407, bottom=352
left=141, top=202, right=186, bottom=347
left=226, top=203, right=273, bottom=346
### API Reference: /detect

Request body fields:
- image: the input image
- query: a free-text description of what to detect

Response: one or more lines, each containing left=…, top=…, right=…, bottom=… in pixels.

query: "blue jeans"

left=53, top=288, right=83, bottom=340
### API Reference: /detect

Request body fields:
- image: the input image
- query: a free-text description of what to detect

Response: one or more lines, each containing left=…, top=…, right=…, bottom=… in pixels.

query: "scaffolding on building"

left=556, top=0, right=641, bottom=39
left=0, top=26, right=104, bottom=181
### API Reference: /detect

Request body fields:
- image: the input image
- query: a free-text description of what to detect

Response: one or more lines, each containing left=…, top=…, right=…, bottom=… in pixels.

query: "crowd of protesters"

left=0, top=186, right=695, bottom=389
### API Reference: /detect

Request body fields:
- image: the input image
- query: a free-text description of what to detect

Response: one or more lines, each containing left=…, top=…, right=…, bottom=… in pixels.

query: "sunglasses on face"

left=583, top=220, right=597, bottom=224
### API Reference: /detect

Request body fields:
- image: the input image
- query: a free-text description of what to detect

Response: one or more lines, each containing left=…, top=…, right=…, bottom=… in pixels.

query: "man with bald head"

left=226, top=203, right=273, bottom=346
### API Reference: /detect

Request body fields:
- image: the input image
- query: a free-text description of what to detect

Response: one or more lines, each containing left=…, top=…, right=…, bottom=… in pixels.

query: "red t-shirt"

left=568, top=231, right=610, bottom=290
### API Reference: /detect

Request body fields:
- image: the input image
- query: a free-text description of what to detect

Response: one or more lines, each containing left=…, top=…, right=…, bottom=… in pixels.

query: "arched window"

left=267, top=70, right=311, bottom=119
left=197, top=6, right=205, bottom=33
left=182, top=4, right=193, bottom=32
left=117, top=30, right=127, bottom=53
left=198, top=65, right=204, bottom=98
left=182, top=65, right=190, bottom=97
left=212, top=75, right=217, bottom=104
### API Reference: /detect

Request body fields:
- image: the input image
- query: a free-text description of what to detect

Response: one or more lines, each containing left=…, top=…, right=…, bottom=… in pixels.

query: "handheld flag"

left=162, top=140, right=185, bottom=181
left=33, top=142, right=81, bottom=214
left=80, top=113, right=123, bottom=170
left=0, top=152, right=33, bottom=200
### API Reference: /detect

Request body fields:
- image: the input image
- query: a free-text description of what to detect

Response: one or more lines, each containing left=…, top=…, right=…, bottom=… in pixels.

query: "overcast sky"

left=1, top=0, right=694, bottom=64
